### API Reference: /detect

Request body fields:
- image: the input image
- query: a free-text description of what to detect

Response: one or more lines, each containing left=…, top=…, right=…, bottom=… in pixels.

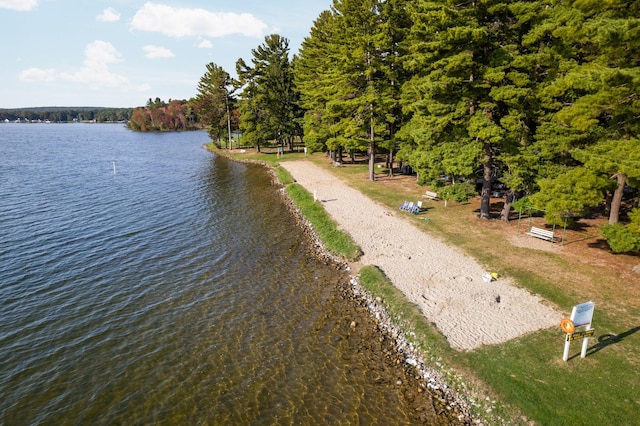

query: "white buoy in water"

left=113, top=161, right=116, bottom=175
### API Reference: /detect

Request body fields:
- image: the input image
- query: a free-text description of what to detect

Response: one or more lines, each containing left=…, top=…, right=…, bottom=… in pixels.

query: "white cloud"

left=84, top=40, right=123, bottom=66
left=97, top=7, right=120, bottom=22
left=143, top=45, right=175, bottom=59
left=60, top=41, right=128, bottom=88
left=20, top=41, right=129, bottom=90
left=196, top=40, right=212, bottom=49
left=130, top=2, right=268, bottom=38
left=19, top=67, right=57, bottom=82
left=0, top=0, right=37, bottom=11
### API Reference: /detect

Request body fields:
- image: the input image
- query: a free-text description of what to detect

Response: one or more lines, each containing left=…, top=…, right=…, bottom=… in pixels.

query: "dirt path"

left=281, top=161, right=561, bottom=351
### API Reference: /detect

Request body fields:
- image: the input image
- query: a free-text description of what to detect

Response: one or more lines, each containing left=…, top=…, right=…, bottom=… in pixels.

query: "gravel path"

left=281, top=161, right=560, bottom=351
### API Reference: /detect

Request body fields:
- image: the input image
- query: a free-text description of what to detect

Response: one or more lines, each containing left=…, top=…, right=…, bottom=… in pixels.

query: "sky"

left=0, top=0, right=332, bottom=108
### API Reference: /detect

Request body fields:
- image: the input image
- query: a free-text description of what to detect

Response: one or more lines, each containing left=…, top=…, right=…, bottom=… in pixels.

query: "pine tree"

left=234, top=69, right=266, bottom=152
left=402, top=0, right=550, bottom=218
left=294, top=10, right=339, bottom=154
left=236, top=34, right=299, bottom=152
left=321, top=0, right=407, bottom=180
left=377, top=0, right=413, bottom=176
left=528, top=0, right=640, bottom=224
left=192, top=63, right=234, bottom=146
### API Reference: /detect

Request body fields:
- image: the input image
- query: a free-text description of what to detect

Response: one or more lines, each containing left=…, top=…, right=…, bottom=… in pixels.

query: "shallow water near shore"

left=0, top=123, right=458, bottom=424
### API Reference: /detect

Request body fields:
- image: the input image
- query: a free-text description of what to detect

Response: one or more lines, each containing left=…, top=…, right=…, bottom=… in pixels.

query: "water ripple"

left=0, top=124, right=449, bottom=425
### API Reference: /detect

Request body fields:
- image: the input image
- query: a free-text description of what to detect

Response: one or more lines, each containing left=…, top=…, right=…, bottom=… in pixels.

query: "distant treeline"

left=0, top=107, right=133, bottom=123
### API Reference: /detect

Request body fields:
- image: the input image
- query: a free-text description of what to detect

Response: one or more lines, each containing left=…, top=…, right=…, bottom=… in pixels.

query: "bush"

left=600, top=224, right=640, bottom=253
left=600, top=208, right=640, bottom=253
left=439, top=182, right=476, bottom=204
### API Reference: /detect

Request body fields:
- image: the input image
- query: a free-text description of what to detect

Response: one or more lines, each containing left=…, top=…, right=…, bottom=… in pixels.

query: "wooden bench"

left=422, top=191, right=439, bottom=200
left=526, top=226, right=555, bottom=242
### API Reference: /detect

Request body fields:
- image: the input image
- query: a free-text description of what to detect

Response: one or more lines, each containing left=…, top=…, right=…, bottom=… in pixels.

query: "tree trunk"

left=226, top=95, right=232, bottom=149
left=479, top=149, right=492, bottom=219
left=388, top=149, right=395, bottom=177
left=368, top=142, right=375, bottom=181
left=368, top=112, right=375, bottom=181
left=609, top=172, right=626, bottom=225
left=500, top=191, right=514, bottom=222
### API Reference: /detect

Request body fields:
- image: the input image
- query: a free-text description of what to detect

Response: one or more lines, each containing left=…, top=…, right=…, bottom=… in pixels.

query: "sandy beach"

left=281, top=161, right=561, bottom=351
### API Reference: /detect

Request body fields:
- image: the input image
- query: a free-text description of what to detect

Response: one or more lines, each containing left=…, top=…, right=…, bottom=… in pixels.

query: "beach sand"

left=281, top=161, right=560, bottom=351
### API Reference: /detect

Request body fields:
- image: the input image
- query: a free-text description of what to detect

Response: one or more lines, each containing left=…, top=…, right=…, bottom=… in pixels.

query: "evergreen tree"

left=330, top=0, right=403, bottom=181
left=294, top=10, right=339, bottom=154
left=236, top=34, right=299, bottom=152
left=573, top=139, right=640, bottom=225
left=377, top=0, right=413, bottom=176
left=401, top=0, right=551, bottom=218
left=600, top=208, right=640, bottom=253
left=528, top=0, right=640, bottom=224
left=295, top=1, right=411, bottom=178
left=234, top=63, right=266, bottom=152
left=192, top=63, right=234, bottom=146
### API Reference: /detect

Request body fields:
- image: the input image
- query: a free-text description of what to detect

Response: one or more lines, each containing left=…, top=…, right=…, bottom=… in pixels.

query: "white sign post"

left=562, top=301, right=595, bottom=362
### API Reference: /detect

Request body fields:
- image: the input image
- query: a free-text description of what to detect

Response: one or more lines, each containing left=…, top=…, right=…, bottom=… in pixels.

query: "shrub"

left=439, top=182, right=476, bottom=204
left=600, top=224, right=640, bottom=253
left=600, top=208, right=640, bottom=253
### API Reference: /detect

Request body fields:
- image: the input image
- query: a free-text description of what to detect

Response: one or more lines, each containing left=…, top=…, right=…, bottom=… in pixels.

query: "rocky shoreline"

left=206, top=146, right=504, bottom=425
left=278, top=185, right=476, bottom=425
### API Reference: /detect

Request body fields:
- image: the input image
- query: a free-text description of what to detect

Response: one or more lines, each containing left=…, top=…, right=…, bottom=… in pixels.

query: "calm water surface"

left=0, top=124, right=453, bottom=425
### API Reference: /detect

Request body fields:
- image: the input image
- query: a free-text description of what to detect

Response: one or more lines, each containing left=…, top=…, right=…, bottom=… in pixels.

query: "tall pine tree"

left=236, top=34, right=299, bottom=152
left=294, top=10, right=340, bottom=154
left=295, top=0, right=409, bottom=180
left=402, top=0, right=547, bottom=218
left=192, top=62, right=234, bottom=146
left=530, top=0, right=640, bottom=225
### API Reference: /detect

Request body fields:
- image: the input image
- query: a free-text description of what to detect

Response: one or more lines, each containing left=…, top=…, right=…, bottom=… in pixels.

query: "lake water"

left=0, top=124, right=456, bottom=425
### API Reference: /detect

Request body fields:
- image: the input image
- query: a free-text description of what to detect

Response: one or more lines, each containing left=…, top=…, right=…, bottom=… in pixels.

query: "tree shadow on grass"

left=587, top=238, right=615, bottom=251
left=586, top=239, right=640, bottom=259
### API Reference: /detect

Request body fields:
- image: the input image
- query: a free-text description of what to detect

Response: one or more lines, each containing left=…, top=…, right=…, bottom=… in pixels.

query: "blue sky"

left=0, top=0, right=331, bottom=108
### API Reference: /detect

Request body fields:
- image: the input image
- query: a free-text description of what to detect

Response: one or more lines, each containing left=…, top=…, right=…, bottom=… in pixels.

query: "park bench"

left=526, top=226, right=555, bottom=242
left=422, top=191, right=440, bottom=201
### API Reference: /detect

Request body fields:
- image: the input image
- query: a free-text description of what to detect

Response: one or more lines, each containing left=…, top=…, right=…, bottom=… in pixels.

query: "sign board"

left=572, top=301, right=595, bottom=327
left=562, top=301, right=595, bottom=362
left=567, top=329, right=595, bottom=341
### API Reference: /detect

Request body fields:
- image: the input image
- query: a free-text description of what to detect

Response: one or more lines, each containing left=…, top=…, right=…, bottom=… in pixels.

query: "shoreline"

left=276, top=182, right=475, bottom=423
left=206, top=146, right=481, bottom=423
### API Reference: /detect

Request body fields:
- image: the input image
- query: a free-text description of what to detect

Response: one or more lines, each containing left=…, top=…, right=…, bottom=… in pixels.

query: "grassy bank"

left=284, top=183, right=361, bottom=262
left=208, top=145, right=640, bottom=425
